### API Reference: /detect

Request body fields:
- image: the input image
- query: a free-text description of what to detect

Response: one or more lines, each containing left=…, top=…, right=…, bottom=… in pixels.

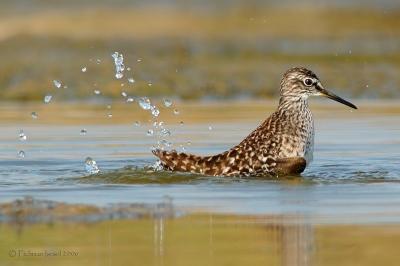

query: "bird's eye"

left=303, top=78, right=314, bottom=86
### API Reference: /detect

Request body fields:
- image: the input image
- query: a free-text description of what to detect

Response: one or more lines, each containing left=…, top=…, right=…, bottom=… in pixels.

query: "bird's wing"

left=275, top=157, right=306, bottom=175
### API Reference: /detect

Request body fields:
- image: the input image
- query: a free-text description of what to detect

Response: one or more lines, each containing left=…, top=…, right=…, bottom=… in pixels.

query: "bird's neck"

left=278, top=95, right=310, bottom=114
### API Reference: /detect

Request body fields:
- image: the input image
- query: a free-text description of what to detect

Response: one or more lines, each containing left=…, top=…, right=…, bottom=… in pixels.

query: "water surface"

left=1, top=101, right=399, bottom=224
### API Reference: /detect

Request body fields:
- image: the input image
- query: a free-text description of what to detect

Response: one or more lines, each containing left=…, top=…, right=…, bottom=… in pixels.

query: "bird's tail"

left=152, top=149, right=223, bottom=175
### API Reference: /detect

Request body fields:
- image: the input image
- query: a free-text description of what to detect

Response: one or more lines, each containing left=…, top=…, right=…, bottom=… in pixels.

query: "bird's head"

left=280, top=67, right=357, bottom=109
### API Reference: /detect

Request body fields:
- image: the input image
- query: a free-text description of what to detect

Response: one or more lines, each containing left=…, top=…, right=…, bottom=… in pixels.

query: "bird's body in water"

left=153, top=67, right=357, bottom=177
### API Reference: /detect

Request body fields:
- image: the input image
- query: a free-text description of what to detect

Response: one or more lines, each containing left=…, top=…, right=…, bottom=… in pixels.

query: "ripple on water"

left=78, top=166, right=208, bottom=184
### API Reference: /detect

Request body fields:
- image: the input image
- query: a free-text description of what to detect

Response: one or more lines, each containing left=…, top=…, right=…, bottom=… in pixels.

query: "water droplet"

left=121, top=91, right=127, bottom=97
left=187, top=141, right=191, bottom=145
left=160, top=128, right=171, bottom=137
left=81, top=67, right=87, bottom=72
left=31, top=112, right=38, bottom=119
left=107, top=113, right=113, bottom=118
left=96, top=59, right=101, bottom=64
left=106, top=105, right=112, bottom=109
left=19, top=130, right=27, bottom=141
left=137, top=58, right=142, bottom=62
left=63, top=85, right=68, bottom=89
left=146, top=129, right=154, bottom=136
left=44, top=95, right=52, bottom=104
left=173, top=109, right=180, bottom=115
left=163, top=98, right=172, bottom=107
left=80, top=129, right=87, bottom=135
left=134, top=121, right=141, bottom=127
left=85, top=157, right=100, bottom=174
left=126, top=97, right=134, bottom=103
left=53, top=80, right=62, bottom=89
left=208, top=126, right=213, bottom=131
left=179, top=121, right=184, bottom=125
left=112, top=52, right=125, bottom=79
left=148, top=82, right=152, bottom=87
left=121, top=83, right=125, bottom=87
left=159, top=139, right=172, bottom=147
left=151, top=105, right=160, bottom=117
left=138, top=97, right=151, bottom=110
left=94, top=90, right=101, bottom=95
left=366, top=84, right=369, bottom=88
left=18, top=150, right=25, bottom=158
left=128, top=78, right=135, bottom=83
left=152, top=159, right=164, bottom=171
left=127, top=67, right=131, bottom=71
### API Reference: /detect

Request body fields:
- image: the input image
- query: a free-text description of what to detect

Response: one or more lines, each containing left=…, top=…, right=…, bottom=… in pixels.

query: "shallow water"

left=1, top=101, right=400, bottom=224
left=1, top=101, right=400, bottom=265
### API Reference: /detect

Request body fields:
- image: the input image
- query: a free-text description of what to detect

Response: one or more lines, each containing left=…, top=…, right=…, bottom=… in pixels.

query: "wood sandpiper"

left=153, top=67, right=357, bottom=177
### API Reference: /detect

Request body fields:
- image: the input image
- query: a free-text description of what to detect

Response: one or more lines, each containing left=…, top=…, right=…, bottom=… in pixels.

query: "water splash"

left=128, top=78, right=135, bottom=83
left=151, top=105, right=160, bottom=117
left=18, top=130, right=27, bottom=141
left=94, top=90, right=101, bottom=95
left=17, top=150, right=25, bottom=159
left=147, top=129, right=154, bottom=136
left=160, top=128, right=171, bottom=137
left=163, top=99, right=172, bottom=107
left=158, top=139, right=172, bottom=147
left=44, top=95, right=52, bottom=104
left=85, top=157, right=100, bottom=174
left=152, top=160, right=164, bottom=171
left=81, top=67, right=87, bottom=73
left=31, top=112, right=38, bottom=119
left=80, top=129, right=87, bottom=136
left=112, top=52, right=125, bottom=79
left=139, top=97, right=152, bottom=110
left=53, top=80, right=62, bottom=89
left=173, top=109, right=180, bottom=115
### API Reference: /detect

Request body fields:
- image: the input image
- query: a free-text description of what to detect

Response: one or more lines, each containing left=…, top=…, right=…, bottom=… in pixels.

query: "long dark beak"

left=316, top=83, right=357, bottom=109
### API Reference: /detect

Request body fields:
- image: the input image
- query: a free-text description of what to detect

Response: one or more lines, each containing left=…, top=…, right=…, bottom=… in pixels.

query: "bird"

left=152, top=67, right=357, bottom=177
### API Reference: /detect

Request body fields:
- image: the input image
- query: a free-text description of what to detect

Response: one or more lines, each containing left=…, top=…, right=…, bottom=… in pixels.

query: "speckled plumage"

left=153, top=67, right=357, bottom=177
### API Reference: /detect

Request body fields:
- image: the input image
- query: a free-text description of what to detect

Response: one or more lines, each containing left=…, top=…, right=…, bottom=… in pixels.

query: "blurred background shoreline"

left=1, top=0, right=400, bottom=102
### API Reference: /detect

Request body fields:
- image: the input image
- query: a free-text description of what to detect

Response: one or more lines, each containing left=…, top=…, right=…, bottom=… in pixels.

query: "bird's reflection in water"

left=3, top=201, right=400, bottom=266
